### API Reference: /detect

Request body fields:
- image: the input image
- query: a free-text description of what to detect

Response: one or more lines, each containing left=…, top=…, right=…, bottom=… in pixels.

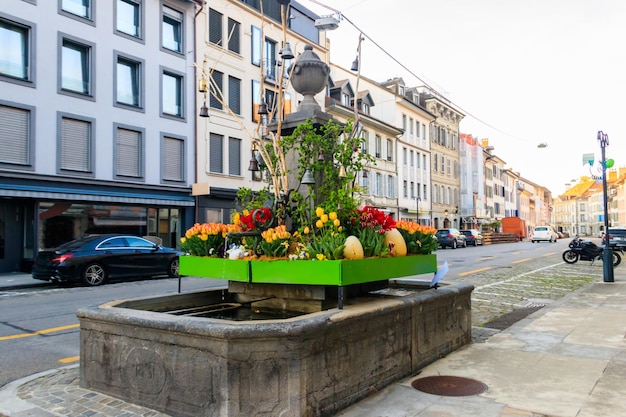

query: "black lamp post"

left=598, top=131, right=614, bottom=283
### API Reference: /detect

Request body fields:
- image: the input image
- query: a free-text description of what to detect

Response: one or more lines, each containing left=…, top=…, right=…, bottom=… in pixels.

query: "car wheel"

left=82, top=263, right=106, bottom=286
left=168, top=257, right=180, bottom=278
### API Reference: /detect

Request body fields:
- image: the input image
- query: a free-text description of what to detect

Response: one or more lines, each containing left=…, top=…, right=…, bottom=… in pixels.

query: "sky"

left=299, top=0, right=626, bottom=195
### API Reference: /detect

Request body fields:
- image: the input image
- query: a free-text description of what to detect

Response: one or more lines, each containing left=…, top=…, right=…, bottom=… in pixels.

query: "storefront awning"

left=0, top=184, right=195, bottom=207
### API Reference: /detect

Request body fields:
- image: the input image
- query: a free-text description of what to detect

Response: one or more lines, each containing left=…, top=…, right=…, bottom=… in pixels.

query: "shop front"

left=0, top=177, right=195, bottom=273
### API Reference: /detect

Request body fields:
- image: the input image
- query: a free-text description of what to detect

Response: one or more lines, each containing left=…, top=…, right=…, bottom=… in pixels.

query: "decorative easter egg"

left=384, top=228, right=407, bottom=256
left=343, top=235, right=364, bottom=260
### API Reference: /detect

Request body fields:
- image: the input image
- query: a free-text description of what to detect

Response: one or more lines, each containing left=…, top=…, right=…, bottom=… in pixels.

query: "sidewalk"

left=2, top=271, right=626, bottom=416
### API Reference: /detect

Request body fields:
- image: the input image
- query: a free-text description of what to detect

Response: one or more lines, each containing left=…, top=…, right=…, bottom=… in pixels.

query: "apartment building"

left=458, top=133, right=485, bottom=229
left=0, top=0, right=200, bottom=272
left=378, top=78, right=435, bottom=225
left=192, top=0, right=325, bottom=223
left=326, top=66, right=403, bottom=218
left=422, top=89, right=464, bottom=229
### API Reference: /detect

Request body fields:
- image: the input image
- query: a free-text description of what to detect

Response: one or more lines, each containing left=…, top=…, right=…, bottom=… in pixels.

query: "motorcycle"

left=562, top=236, right=621, bottom=267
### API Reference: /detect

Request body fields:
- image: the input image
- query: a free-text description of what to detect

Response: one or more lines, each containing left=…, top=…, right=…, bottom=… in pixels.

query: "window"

left=115, top=53, right=142, bottom=108
left=228, top=75, right=241, bottom=114
left=60, top=36, right=93, bottom=96
left=228, top=137, right=241, bottom=176
left=114, top=125, right=143, bottom=179
left=409, top=117, right=414, bottom=135
left=375, top=173, right=382, bottom=196
left=161, top=69, right=183, bottom=118
left=387, top=175, right=395, bottom=198
left=416, top=152, right=420, bottom=168
left=433, top=153, right=438, bottom=171
left=362, top=131, right=369, bottom=154
left=264, top=38, right=277, bottom=80
left=210, top=70, right=223, bottom=110
left=162, top=134, right=184, bottom=182
left=227, top=18, right=240, bottom=54
left=251, top=79, right=261, bottom=121
left=208, top=8, right=222, bottom=46
left=386, top=138, right=392, bottom=161
left=402, top=147, right=407, bottom=165
left=251, top=25, right=261, bottom=65
left=60, top=0, right=92, bottom=21
left=416, top=121, right=420, bottom=137
left=58, top=113, right=93, bottom=174
left=375, top=135, right=381, bottom=158
left=409, top=150, right=414, bottom=166
left=162, top=6, right=183, bottom=53
left=0, top=102, right=33, bottom=167
left=403, top=180, right=407, bottom=198
left=116, top=0, right=141, bottom=39
left=410, top=182, right=415, bottom=198
left=0, top=15, right=33, bottom=85
left=209, top=133, right=223, bottom=173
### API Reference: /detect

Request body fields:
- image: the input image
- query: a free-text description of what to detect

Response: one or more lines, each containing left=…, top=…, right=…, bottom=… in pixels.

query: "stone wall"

left=78, top=283, right=473, bottom=416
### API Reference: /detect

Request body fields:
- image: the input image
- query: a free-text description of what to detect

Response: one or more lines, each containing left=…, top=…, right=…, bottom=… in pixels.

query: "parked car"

left=436, top=228, right=467, bottom=249
left=531, top=226, right=558, bottom=243
left=32, top=234, right=182, bottom=286
left=602, top=228, right=626, bottom=247
left=460, top=229, right=483, bottom=246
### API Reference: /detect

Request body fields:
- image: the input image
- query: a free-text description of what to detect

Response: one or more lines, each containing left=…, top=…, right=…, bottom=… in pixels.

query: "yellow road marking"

left=458, top=267, right=492, bottom=277
left=0, top=324, right=80, bottom=341
left=512, top=258, right=531, bottom=264
left=477, top=256, right=495, bottom=261
left=542, top=252, right=556, bottom=257
left=59, top=356, right=80, bottom=364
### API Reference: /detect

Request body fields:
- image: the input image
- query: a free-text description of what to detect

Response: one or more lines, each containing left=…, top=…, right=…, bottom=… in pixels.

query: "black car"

left=436, top=228, right=467, bottom=249
left=32, top=234, right=182, bottom=286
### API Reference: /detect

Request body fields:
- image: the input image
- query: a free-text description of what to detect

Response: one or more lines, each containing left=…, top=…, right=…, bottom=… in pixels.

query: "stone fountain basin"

left=77, top=281, right=473, bottom=417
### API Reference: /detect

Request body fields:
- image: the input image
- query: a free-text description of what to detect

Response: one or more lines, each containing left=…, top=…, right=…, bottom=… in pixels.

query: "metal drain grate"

left=411, top=375, right=488, bottom=396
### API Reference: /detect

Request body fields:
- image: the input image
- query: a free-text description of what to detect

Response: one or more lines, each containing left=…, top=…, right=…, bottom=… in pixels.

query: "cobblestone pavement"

left=14, top=366, right=169, bottom=417
left=457, top=256, right=597, bottom=327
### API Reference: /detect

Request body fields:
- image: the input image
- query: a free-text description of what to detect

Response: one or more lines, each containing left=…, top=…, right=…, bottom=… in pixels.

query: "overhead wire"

left=307, top=0, right=528, bottom=143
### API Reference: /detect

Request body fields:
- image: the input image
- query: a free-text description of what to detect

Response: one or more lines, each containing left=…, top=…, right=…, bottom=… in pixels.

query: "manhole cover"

left=411, top=375, right=487, bottom=396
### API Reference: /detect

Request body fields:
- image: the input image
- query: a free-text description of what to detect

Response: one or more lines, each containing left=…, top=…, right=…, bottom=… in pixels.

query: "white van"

left=531, top=226, right=558, bottom=243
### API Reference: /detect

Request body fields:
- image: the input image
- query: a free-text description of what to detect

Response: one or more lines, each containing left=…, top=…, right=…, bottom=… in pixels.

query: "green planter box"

left=251, top=255, right=436, bottom=285
left=179, top=256, right=250, bottom=282
left=180, top=255, right=437, bottom=286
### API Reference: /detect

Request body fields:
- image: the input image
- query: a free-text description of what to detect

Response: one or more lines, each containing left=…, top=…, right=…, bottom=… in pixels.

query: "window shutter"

left=116, top=128, right=141, bottom=177
left=210, top=71, right=223, bottom=109
left=0, top=105, right=29, bottom=165
left=229, top=76, right=241, bottom=114
left=228, top=137, right=241, bottom=176
left=208, top=9, right=222, bottom=46
left=163, top=136, right=183, bottom=181
left=209, top=133, right=223, bottom=173
left=227, top=18, right=240, bottom=53
left=61, top=117, right=90, bottom=172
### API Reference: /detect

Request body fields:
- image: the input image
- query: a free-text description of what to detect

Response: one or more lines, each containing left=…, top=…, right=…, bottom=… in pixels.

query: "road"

left=0, top=239, right=608, bottom=388
left=0, top=276, right=226, bottom=388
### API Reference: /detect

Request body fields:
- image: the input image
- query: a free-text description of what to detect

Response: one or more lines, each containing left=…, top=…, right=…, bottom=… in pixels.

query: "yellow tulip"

left=321, top=214, right=329, bottom=223
left=334, top=219, right=340, bottom=227
left=315, top=207, right=324, bottom=217
left=329, top=212, right=337, bottom=220
left=316, top=220, right=323, bottom=229
left=304, top=226, right=310, bottom=235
